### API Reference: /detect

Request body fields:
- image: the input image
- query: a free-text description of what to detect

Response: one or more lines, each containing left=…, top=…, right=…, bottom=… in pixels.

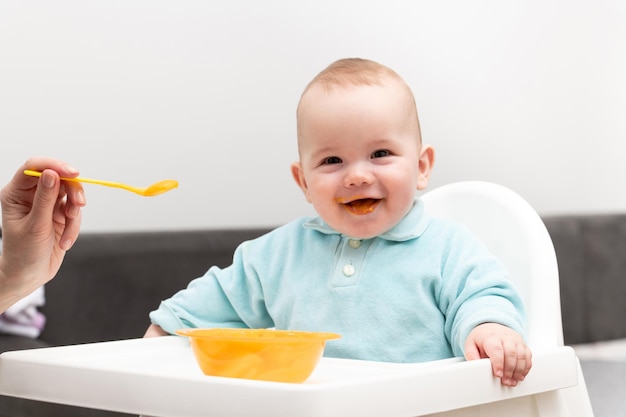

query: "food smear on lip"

left=336, top=196, right=381, bottom=215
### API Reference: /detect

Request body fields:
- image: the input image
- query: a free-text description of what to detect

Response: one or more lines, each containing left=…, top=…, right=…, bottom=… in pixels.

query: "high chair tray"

left=0, top=336, right=578, bottom=417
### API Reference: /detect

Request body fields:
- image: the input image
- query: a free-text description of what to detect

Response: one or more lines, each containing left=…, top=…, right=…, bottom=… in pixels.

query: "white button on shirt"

left=330, top=237, right=369, bottom=285
left=342, top=264, right=356, bottom=277
left=348, top=239, right=361, bottom=249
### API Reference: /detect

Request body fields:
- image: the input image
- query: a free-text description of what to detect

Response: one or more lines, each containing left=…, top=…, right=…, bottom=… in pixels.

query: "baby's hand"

left=464, top=323, right=532, bottom=386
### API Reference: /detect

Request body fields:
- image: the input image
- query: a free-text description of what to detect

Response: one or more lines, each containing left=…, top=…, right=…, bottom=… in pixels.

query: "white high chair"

left=420, top=180, right=594, bottom=417
left=0, top=181, right=595, bottom=417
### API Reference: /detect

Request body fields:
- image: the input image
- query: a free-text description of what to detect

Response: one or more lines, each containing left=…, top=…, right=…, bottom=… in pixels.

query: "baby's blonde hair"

left=296, top=58, right=421, bottom=144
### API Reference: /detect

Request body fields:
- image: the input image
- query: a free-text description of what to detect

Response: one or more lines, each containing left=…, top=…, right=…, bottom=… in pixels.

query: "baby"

left=145, top=58, right=532, bottom=386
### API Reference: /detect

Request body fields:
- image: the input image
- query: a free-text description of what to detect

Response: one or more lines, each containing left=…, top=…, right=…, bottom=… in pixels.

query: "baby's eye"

left=322, top=156, right=342, bottom=165
left=371, top=149, right=390, bottom=158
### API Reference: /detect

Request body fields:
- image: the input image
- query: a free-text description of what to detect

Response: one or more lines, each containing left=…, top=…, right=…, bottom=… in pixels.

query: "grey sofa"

left=1, top=214, right=625, bottom=417
left=542, top=214, right=626, bottom=417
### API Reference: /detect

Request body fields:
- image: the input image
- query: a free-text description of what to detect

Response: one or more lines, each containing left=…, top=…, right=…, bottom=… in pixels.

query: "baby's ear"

left=290, top=162, right=312, bottom=203
left=416, top=145, right=435, bottom=190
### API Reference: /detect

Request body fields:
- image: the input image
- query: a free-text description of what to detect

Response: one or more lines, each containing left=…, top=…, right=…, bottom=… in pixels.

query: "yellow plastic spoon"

left=24, top=169, right=178, bottom=197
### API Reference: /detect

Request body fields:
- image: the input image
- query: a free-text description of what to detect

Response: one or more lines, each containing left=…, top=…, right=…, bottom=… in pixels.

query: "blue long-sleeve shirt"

left=149, top=199, right=526, bottom=363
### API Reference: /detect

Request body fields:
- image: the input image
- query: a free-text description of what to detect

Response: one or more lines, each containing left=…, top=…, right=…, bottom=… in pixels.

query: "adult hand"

left=0, top=157, right=86, bottom=312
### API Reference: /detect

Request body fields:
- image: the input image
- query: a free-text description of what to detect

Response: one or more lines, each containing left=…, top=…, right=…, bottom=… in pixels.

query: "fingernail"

left=60, top=238, right=74, bottom=251
left=42, top=171, right=56, bottom=188
left=76, top=189, right=86, bottom=205
left=64, top=164, right=79, bottom=175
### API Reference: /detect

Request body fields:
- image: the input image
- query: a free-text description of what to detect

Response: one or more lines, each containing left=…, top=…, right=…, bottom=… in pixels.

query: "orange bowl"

left=176, top=328, right=341, bottom=383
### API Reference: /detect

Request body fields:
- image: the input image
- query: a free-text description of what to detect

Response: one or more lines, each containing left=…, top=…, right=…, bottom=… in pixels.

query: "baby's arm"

left=464, top=323, right=532, bottom=387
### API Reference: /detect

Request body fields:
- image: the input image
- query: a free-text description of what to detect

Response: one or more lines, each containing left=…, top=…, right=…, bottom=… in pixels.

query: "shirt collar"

left=303, top=198, right=430, bottom=242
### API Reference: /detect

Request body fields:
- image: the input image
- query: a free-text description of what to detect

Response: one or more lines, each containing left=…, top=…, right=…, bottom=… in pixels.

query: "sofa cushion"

left=543, top=214, right=626, bottom=344
left=542, top=216, right=588, bottom=344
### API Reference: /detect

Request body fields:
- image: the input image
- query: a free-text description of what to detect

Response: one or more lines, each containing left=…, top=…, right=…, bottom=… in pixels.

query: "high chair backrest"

left=421, top=181, right=563, bottom=350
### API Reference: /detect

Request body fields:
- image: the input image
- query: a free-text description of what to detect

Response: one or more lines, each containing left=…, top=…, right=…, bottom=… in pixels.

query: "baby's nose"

left=344, top=163, right=374, bottom=187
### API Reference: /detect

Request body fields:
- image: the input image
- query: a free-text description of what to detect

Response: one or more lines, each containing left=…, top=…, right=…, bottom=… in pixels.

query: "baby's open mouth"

left=341, top=198, right=381, bottom=215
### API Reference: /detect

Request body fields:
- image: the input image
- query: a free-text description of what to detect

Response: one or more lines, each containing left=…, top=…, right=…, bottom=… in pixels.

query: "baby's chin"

left=329, top=207, right=412, bottom=239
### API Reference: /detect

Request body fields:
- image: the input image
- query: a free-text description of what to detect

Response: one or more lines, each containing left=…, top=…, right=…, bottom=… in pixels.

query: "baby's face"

left=292, top=81, right=430, bottom=239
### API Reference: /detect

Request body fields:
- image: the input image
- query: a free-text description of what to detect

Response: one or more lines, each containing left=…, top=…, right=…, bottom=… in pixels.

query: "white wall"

left=1, top=0, right=624, bottom=232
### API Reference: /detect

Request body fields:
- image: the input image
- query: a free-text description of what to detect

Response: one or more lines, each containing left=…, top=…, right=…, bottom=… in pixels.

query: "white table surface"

left=0, top=336, right=578, bottom=417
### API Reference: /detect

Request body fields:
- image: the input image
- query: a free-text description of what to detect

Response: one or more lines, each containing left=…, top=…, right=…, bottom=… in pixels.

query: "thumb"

left=29, top=170, right=61, bottom=227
